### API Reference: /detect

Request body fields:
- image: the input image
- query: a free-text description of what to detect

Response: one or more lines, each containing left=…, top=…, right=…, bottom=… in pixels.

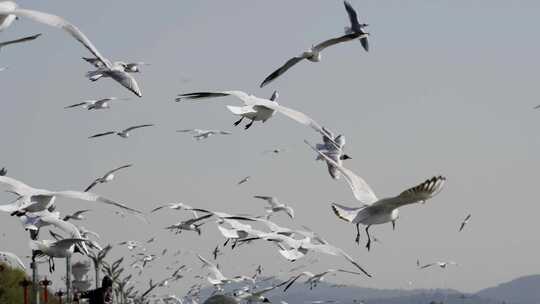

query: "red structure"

left=39, top=277, right=52, bottom=303
left=19, top=279, right=32, bottom=304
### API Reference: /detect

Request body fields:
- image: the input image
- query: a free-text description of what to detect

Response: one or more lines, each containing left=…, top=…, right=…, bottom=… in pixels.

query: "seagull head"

left=340, top=154, right=352, bottom=160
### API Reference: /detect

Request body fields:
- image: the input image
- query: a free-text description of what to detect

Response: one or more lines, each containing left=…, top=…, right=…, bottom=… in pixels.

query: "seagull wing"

left=88, top=131, right=115, bottom=139
left=313, top=33, right=362, bottom=52
left=420, top=263, right=435, bottom=269
left=108, top=70, right=142, bottom=97
left=283, top=273, right=307, bottom=292
left=360, top=36, right=369, bottom=52
left=260, top=56, right=306, bottom=88
left=51, top=238, right=90, bottom=251
left=72, top=209, right=91, bottom=217
left=372, top=176, right=446, bottom=210
left=123, top=124, right=154, bottom=133
left=305, top=141, right=377, bottom=204
left=184, top=213, right=213, bottom=225
left=11, top=8, right=111, bottom=68
left=64, top=102, right=88, bottom=109
left=0, top=33, right=41, bottom=49
left=343, top=1, right=360, bottom=28
left=0, top=176, right=36, bottom=196
left=105, top=164, right=133, bottom=176
left=52, top=190, right=142, bottom=214
left=84, top=179, right=100, bottom=192
left=197, top=254, right=225, bottom=280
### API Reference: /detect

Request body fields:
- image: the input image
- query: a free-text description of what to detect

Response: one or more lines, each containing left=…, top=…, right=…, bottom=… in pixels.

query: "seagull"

left=459, top=214, right=471, bottom=232
left=30, top=238, right=90, bottom=272
left=343, top=1, right=370, bottom=51
left=315, top=127, right=351, bottom=180
left=150, top=202, right=199, bottom=217
left=118, top=240, right=142, bottom=251
left=284, top=269, right=365, bottom=291
left=0, top=251, right=25, bottom=270
left=84, top=164, right=132, bottom=192
left=62, top=209, right=91, bottom=221
left=88, top=124, right=153, bottom=139
left=165, top=214, right=213, bottom=235
left=0, top=2, right=143, bottom=97
left=0, top=167, right=6, bottom=176
left=197, top=254, right=255, bottom=289
left=237, top=176, right=250, bottom=185
left=420, top=261, right=458, bottom=270
left=64, top=97, right=130, bottom=110
left=20, top=210, right=88, bottom=243
left=253, top=196, right=294, bottom=219
left=0, top=33, right=41, bottom=51
left=83, top=57, right=149, bottom=73
left=177, top=91, right=340, bottom=148
left=177, top=129, right=232, bottom=141
left=306, top=141, right=446, bottom=251
left=0, top=175, right=141, bottom=215
left=260, top=30, right=368, bottom=88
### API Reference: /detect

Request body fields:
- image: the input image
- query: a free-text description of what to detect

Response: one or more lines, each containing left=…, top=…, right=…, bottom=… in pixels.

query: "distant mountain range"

left=201, top=274, right=540, bottom=304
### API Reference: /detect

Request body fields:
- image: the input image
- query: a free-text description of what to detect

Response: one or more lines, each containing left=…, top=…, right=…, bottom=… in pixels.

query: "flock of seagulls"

left=0, top=1, right=475, bottom=303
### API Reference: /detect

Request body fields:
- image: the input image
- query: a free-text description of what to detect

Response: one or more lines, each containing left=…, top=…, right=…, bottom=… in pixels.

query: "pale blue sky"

left=1, top=0, right=540, bottom=294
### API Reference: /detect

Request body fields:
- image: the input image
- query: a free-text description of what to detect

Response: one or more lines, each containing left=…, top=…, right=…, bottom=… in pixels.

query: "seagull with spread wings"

left=177, top=129, right=232, bottom=141
left=197, top=254, right=255, bottom=290
left=314, top=127, right=352, bottom=180
left=0, top=175, right=141, bottom=216
left=30, top=238, right=91, bottom=272
left=64, top=97, right=130, bottom=111
left=0, top=1, right=143, bottom=97
left=84, top=164, right=132, bottom=192
left=306, top=141, right=446, bottom=251
left=62, top=209, right=91, bottom=221
left=343, top=1, right=370, bottom=51
left=88, top=124, right=153, bottom=139
left=165, top=213, right=213, bottom=235
left=419, top=261, right=458, bottom=270
left=254, top=195, right=295, bottom=219
left=284, top=269, right=365, bottom=291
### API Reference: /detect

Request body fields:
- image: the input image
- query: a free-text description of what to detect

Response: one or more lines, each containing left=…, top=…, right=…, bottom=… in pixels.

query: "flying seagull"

left=284, top=269, right=365, bottom=291
left=420, top=261, right=458, bottom=270
left=150, top=202, right=200, bottom=217
left=165, top=213, right=213, bottom=235
left=176, top=91, right=339, bottom=147
left=0, top=33, right=41, bottom=51
left=30, top=238, right=91, bottom=272
left=177, top=129, right=232, bottom=141
left=84, top=164, right=132, bottom=192
left=343, top=1, right=370, bottom=51
left=253, top=196, right=295, bottom=219
left=0, top=175, right=141, bottom=215
left=88, top=124, right=153, bottom=139
left=83, top=57, right=149, bottom=73
left=0, top=2, right=143, bottom=97
left=64, top=97, right=130, bottom=110
left=305, top=141, right=446, bottom=251
left=314, top=127, right=351, bottom=180
left=237, top=176, right=251, bottom=185
left=459, top=214, right=472, bottom=232
left=62, top=209, right=91, bottom=221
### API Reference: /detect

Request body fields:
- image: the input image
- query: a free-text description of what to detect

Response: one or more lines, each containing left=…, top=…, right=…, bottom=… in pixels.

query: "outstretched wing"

left=123, top=124, right=154, bottom=133
left=108, top=70, right=142, bottom=97
left=0, top=33, right=41, bottom=49
left=0, top=176, right=36, bottom=196
left=313, top=33, right=362, bottom=52
left=11, top=8, right=111, bottom=67
left=84, top=179, right=99, bottom=192
left=88, top=131, right=115, bottom=139
left=344, top=1, right=360, bottom=28
left=106, top=164, right=133, bottom=176
left=305, top=141, right=377, bottom=204
left=373, top=176, right=446, bottom=210
left=53, top=190, right=142, bottom=214
left=260, top=56, right=305, bottom=88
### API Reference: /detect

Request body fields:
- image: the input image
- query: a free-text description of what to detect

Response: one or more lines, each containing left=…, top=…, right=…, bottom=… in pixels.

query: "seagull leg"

left=233, top=117, right=244, bottom=126
left=355, top=223, right=361, bottom=245
left=365, top=225, right=372, bottom=251
left=244, top=119, right=255, bottom=130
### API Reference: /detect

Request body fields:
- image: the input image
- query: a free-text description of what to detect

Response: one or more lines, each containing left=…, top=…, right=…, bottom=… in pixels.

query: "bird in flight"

left=88, top=124, right=154, bottom=139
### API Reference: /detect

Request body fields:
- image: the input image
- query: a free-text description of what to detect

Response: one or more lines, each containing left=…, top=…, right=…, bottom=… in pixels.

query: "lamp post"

left=19, top=278, right=32, bottom=304
left=39, top=277, right=52, bottom=304
left=54, top=290, right=65, bottom=304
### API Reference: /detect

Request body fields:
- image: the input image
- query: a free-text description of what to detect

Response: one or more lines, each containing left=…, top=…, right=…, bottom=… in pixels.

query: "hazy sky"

left=1, top=0, right=540, bottom=295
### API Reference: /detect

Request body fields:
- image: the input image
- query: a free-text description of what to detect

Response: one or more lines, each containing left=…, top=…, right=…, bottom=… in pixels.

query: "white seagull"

left=62, top=209, right=91, bottom=221
left=459, top=214, right=471, bottom=232
left=83, top=57, right=149, bottom=73
left=0, top=251, right=25, bottom=270
left=343, top=1, right=370, bottom=51
left=165, top=213, right=213, bottom=236
left=284, top=269, right=365, bottom=291
left=306, top=141, right=446, bottom=251
left=88, top=124, right=153, bottom=139
left=237, top=176, right=251, bottom=185
left=150, top=202, right=199, bottom=217
left=0, top=1, right=143, bottom=97
left=177, top=129, right=232, bottom=141
left=0, top=175, right=141, bottom=215
left=30, top=238, right=90, bottom=272
left=64, top=97, right=130, bottom=111
left=419, top=261, right=458, bottom=270
left=197, top=254, right=255, bottom=289
left=0, top=33, right=41, bottom=51
left=253, top=196, right=294, bottom=219
left=176, top=91, right=339, bottom=147
left=315, top=127, right=351, bottom=180
left=84, top=164, right=132, bottom=192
